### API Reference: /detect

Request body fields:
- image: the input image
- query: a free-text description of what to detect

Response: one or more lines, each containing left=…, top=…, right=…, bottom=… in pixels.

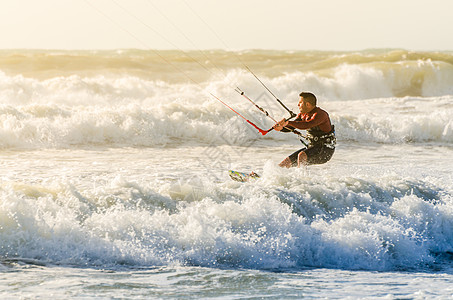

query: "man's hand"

left=273, top=118, right=289, bottom=131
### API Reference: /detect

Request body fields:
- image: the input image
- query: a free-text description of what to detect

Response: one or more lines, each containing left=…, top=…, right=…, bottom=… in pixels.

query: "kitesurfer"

left=273, top=92, right=336, bottom=167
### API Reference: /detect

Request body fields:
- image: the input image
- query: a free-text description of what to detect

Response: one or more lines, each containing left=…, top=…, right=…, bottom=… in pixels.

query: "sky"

left=0, top=0, right=452, bottom=51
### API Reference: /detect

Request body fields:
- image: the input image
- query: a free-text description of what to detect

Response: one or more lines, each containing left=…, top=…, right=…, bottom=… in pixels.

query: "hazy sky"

left=0, top=0, right=452, bottom=51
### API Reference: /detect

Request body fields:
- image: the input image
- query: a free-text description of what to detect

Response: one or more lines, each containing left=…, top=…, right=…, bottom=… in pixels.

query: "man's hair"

left=299, top=92, right=317, bottom=106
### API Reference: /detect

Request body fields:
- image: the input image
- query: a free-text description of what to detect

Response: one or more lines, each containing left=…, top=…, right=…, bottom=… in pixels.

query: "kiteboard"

left=228, top=170, right=260, bottom=182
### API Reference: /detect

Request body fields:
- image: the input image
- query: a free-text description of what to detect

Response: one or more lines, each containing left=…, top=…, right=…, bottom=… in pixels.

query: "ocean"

left=0, top=49, right=452, bottom=299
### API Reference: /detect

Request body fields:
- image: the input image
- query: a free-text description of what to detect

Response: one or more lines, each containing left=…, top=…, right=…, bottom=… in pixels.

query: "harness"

left=306, top=125, right=336, bottom=148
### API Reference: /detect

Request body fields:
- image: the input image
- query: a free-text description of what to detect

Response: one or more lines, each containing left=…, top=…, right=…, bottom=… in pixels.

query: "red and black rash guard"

left=287, top=107, right=332, bottom=136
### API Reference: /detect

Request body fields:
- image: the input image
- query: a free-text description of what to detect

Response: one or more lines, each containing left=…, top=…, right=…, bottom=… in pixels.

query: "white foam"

left=1, top=68, right=452, bottom=149
left=1, top=158, right=451, bottom=271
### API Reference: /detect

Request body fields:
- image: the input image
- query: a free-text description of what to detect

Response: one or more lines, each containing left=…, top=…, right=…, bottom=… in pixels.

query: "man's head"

left=298, top=92, right=317, bottom=113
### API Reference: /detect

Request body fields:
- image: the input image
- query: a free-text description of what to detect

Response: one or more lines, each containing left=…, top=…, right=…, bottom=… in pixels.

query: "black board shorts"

left=288, top=144, right=335, bottom=166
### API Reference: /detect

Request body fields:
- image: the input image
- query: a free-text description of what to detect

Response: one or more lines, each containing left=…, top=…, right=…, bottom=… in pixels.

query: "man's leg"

left=297, top=151, right=308, bottom=167
left=279, top=148, right=305, bottom=168
left=279, top=157, right=292, bottom=168
left=299, top=145, right=335, bottom=166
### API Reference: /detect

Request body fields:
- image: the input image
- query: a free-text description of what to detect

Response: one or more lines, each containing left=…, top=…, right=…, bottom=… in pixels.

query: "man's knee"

left=297, top=151, right=308, bottom=167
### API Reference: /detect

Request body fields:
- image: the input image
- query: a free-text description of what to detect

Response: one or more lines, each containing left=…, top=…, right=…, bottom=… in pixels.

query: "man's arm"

left=287, top=111, right=328, bottom=130
left=273, top=118, right=289, bottom=131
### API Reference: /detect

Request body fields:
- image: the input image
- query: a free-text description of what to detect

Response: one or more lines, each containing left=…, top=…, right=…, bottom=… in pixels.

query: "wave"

left=1, top=49, right=453, bottom=97
left=1, top=49, right=453, bottom=149
left=0, top=89, right=452, bottom=148
left=1, top=165, right=452, bottom=271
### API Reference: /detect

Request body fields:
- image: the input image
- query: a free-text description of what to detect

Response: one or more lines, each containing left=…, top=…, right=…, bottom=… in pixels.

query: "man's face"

left=298, top=97, right=313, bottom=113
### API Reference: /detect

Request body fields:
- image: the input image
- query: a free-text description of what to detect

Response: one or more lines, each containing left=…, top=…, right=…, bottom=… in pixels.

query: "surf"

left=1, top=155, right=452, bottom=271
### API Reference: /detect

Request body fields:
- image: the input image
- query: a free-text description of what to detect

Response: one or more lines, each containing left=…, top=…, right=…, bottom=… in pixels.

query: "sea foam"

left=1, top=65, right=452, bottom=149
left=1, top=159, right=451, bottom=271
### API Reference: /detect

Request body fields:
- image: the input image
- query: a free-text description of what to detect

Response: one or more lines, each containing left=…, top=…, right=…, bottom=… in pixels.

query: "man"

left=273, top=92, right=335, bottom=167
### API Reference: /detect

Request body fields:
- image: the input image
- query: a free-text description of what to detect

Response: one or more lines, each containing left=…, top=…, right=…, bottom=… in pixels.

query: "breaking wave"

left=1, top=49, right=453, bottom=149
left=1, top=164, right=452, bottom=271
